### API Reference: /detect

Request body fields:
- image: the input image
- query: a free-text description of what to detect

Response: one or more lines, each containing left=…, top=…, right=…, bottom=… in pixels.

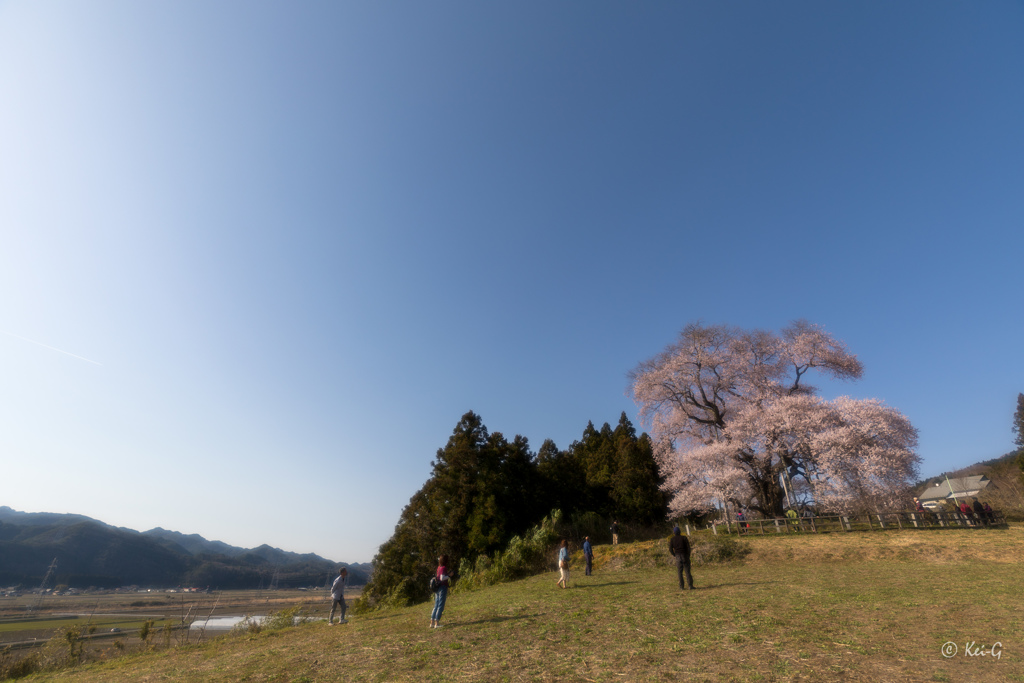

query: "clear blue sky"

left=2, top=1, right=1022, bottom=563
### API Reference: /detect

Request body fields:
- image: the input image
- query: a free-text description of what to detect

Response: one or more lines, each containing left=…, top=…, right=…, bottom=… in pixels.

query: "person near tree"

left=556, top=540, right=570, bottom=589
left=582, top=536, right=593, bottom=576
left=430, top=555, right=451, bottom=629
left=668, top=526, right=694, bottom=590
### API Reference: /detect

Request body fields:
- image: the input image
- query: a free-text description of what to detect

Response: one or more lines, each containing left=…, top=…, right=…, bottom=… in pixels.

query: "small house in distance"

left=917, top=475, right=991, bottom=509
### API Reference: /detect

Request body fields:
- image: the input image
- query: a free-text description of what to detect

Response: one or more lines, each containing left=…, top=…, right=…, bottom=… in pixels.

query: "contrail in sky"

left=2, top=330, right=102, bottom=366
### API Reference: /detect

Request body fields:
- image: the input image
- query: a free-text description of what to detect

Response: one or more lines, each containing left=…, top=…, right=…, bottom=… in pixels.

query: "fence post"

left=685, top=524, right=691, bottom=536
left=758, top=520, right=764, bottom=535
left=895, top=513, right=903, bottom=530
left=774, top=518, right=782, bottom=533
left=910, top=513, right=919, bottom=528
left=842, top=516, right=851, bottom=532
left=712, top=523, right=718, bottom=536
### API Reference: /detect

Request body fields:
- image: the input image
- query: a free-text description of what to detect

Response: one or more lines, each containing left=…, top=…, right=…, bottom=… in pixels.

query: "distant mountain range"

left=0, top=507, right=370, bottom=589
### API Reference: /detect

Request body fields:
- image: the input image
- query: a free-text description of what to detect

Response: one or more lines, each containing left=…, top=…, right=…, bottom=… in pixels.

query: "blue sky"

left=1, top=1, right=1022, bottom=564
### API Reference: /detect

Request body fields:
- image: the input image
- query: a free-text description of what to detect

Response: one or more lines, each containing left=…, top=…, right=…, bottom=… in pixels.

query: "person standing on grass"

left=959, top=500, right=973, bottom=526
left=556, top=540, right=570, bottom=588
left=328, top=567, right=348, bottom=625
left=668, top=526, right=694, bottom=590
left=582, top=536, right=593, bottom=576
left=972, top=497, right=987, bottom=526
left=610, top=521, right=619, bottom=546
left=430, top=555, right=451, bottom=629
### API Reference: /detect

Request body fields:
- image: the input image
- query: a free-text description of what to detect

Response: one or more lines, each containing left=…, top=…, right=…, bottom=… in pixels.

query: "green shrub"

left=263, top=606, right=308, bottom=631
left=456, top=510, right=563, bottom=592
left=357, top=576, right=420, bottom=612
left=0, top=646, right=41, bottom=680
left=3, top=626, right=86, bottom=678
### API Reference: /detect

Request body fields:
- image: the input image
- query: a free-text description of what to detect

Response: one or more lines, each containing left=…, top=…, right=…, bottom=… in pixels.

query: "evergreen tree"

left=362, top=411, right=670, bottom=609
left=610, top=414, right=667, bottom=525
left=536, top=438, right=584, bottom=515
left=568, top=421, right=616, bottom=515
left=361, top=412, right=541, bottom=608
left=564, top=414, right=669, bottom=523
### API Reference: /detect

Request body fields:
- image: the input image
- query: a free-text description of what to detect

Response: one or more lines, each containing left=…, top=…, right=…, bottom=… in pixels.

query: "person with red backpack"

left=430, top=555, right=451, bottom=629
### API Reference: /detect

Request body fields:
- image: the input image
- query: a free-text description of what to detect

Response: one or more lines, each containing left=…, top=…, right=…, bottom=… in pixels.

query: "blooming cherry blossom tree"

left=629, top=321, right=920, bottom=517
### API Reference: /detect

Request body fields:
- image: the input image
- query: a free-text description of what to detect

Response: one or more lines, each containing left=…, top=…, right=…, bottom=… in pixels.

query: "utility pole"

left=945, top=475, right=959, bottom=506
left=30, top=558, right=58, bottom=613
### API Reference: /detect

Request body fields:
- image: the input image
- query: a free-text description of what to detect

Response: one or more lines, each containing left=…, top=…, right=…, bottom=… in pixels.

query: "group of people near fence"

left=913, top=496, right=996, bottom=525
left=956, top=498, right=996, bottom=525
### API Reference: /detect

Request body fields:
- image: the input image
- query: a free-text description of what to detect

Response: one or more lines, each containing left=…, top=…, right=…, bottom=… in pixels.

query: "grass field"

left=0, top=590, right=350, bottom=645
left=11, top=526, right=1024, bottom=682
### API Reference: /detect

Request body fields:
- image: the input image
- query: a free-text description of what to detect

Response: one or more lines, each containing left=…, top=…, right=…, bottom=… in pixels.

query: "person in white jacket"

left=329, top=567, right=349, bottom=625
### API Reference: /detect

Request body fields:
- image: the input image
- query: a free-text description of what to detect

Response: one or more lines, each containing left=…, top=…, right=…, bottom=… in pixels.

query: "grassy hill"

left=12, top=525, right=1024, bottom=682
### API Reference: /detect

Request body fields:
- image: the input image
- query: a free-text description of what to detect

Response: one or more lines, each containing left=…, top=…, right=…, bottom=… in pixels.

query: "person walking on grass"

left=582, top=536, right=593, bottom=576
left=556, top=540, right=570, bottom=589
left=328, top=567, right=348, bottom=625
left=668, top=526, right=694, bottom=590
left=430, top=555, right=451, bottom=629
left=610, top=521, right=619, bottom=545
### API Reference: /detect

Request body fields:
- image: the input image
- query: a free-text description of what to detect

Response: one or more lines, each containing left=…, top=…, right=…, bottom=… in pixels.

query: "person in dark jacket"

left=972, top=498, right=987, bottom=526
left=668, top=526, right=694, bottom=590
left=582, top=536, right=594, bottom=576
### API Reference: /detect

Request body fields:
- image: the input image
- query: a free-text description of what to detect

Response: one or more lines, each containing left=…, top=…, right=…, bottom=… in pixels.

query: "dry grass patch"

left=738, top=524, right=1024, bottom=565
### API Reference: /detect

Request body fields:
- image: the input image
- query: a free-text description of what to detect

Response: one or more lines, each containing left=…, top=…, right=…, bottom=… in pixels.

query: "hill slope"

left=22, top=527, right=1024, bottom=682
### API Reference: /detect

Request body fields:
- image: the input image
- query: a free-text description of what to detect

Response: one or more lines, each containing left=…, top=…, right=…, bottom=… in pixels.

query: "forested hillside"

left=0, top=507, right=368, bottom=589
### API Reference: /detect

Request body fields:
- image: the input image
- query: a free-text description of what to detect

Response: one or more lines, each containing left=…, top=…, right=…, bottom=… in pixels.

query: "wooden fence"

left=691, top=509, right=1007, bottom=536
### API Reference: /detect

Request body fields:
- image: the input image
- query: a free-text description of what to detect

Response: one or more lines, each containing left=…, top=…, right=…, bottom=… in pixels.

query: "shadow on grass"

left=568, top=581, right=638, bottom=588
left=685, top=580, right=781, bottom=590
left=453, top=614, right=542, bottom=626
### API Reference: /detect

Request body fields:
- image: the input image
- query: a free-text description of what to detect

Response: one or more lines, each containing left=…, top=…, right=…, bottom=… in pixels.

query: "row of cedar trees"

left=360, top=410, right=667, bottom=608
